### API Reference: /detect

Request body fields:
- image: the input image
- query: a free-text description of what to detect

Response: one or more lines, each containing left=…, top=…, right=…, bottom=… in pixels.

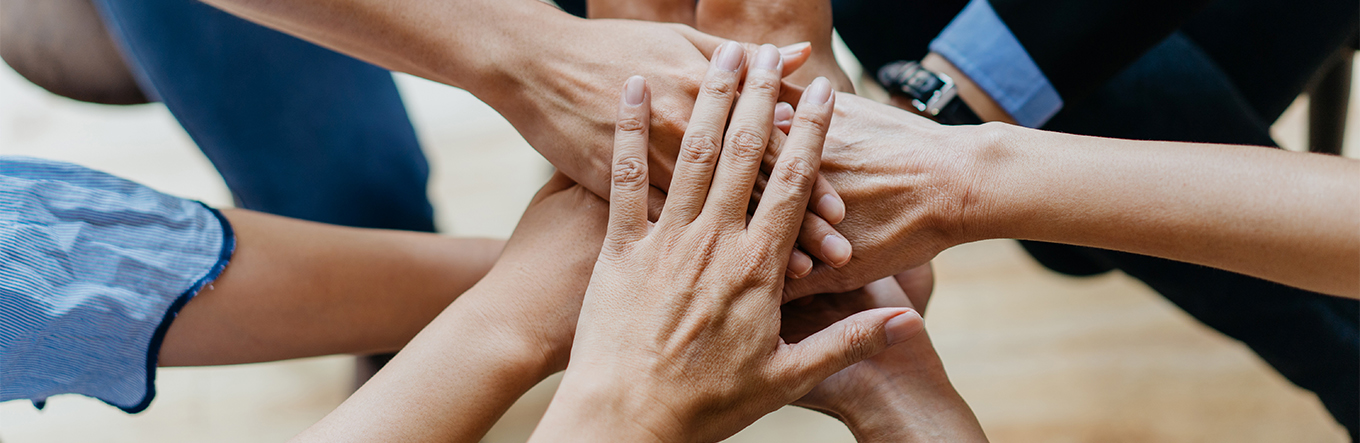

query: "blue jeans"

left=92, top=0, right=435, bottom=232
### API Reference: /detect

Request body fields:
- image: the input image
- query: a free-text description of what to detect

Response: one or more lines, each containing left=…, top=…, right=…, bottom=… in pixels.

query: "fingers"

left=774, top=102, right=795, bottom=134
left=674, top=26, right=810, bottom=77
left=660, top=40, right=746, bottom=227
left=782, top=307, right=923, bottom=382
left=796, top=212, right=853, bottom=267
left=750, top=77, right=835, bottom=251
left=705, top=44, right=784, bottom=224
left=607, top=75, right=652, bottom=244
left=776, top=42, right=811, bottom=77
left=787, top=249, right=813, bottom=279
left=770, top=103, right=845, bottom=225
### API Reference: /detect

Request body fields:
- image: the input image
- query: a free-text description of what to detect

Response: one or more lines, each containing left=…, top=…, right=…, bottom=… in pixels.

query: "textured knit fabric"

left=0, top=156, right=234, bottom=413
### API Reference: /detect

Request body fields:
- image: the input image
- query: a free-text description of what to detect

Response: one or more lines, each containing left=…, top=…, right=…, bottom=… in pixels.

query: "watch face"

left=906, top=71, right=944, bottom=98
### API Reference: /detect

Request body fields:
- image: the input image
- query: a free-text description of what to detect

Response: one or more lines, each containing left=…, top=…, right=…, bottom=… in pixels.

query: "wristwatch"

left=877, top=60, right=982, bottom=125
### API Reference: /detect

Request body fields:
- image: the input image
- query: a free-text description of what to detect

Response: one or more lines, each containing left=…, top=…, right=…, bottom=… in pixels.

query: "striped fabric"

left=0, top=156, right=234, bottom=413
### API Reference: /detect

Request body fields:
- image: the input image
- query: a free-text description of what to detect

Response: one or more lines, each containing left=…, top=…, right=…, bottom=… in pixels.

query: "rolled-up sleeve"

left=0, top=156, right=234, bottom=413
left=928, top=0, right=1063, bottom=128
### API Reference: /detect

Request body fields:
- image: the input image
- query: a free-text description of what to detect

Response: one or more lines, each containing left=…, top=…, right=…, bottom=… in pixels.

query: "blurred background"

left=0, top=6, right=1357, bottom=443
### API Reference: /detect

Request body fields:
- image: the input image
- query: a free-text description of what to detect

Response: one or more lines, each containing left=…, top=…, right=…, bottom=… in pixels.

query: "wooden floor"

left=0, top=51, right=1354, bottom=442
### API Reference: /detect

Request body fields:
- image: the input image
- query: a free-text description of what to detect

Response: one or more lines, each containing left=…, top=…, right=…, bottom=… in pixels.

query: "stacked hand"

left=783, top=266, right=989, bottom=442
left=584, top=0, right=853, bottom=91
left=487, top=18, right=853, bottom=274
left=530, top=45, right=923, bottom=442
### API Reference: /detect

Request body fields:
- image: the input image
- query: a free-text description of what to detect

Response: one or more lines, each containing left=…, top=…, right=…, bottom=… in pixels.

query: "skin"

left=777, top=89, right=1360, bottom=299
left=529, top=47, right=923, bottom=442
left=192, top=0, right=850, bottom=270
left=694, top=0, right=855, bottom=92
left=288, top=174, right=608, bottom=443
left=159, top=210, right=503, bottom=366
left=784, top=268, right=989, bottom=442
left=0, top=0, right=149, bottom=104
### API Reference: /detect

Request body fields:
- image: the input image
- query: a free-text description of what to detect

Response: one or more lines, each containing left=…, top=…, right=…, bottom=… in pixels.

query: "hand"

left=587, top=0, right=695, bottom=24
left=531, top=46, right=921, bottom=442
left=783, top=266, right=989, bottom=442
left=478, top=19, right=852, bottom=274
left=774, top=89, right=986, bottom=300
left=292, top=174, right=609, bottom=443
left=696, top=0, right=854, bottom=92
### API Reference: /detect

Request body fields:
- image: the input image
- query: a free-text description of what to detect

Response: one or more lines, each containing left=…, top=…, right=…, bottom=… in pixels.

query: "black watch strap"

left=936, top=95, right=982, bottom=125
left=877, top=60, right=983, bottom=126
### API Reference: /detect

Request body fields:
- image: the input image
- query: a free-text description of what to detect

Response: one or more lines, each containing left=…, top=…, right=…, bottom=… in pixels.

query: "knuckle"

left=726, top=129, right=767, bottom=154
left=679, top=134, right=722, bottom=165
left=612, top=156, right=649, bottom=189
left=700, top=78, right=736, bottom=99
left=743, top=76, right=780, bottom=96
left=615, top=116, right=648, bottom=134
left=774, top=156, right=818, bottom=194
left=793, top=113, right=829, bottom=135
left=840, top=321, right=880, bottom=362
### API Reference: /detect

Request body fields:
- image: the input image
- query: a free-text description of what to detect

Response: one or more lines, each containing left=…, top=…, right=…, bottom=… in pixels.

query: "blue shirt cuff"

left=928, top=0, right=1063, bottom=128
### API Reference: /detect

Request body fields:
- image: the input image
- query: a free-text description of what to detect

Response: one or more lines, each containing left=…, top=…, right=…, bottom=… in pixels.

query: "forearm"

left=161, top=209, right=504, bottom=365
left=197, top=0, right=568, bottom=92
left=965, top=124, right=1360, bottom=297
left=292, top=280, right=555, bottom=443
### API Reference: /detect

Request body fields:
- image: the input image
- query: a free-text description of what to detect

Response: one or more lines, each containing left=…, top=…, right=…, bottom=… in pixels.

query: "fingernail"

left=885, top=310, right=923, bottom=344
left=778, top=42, right=811, bottom=58
left=716, top=41, right=744, bottom=72
left=787, top=249, right=813, bottom=278
left=805, top=77, right=833, bottom=105
left=774, top=102, right=794, bottom=125
left=815, top=194, right=845, bottom=224
left=754, top=44, right=781, bottom=71
left=820, top=234, right=852, bottom=267
left=624, top=76, right=646, bottom=106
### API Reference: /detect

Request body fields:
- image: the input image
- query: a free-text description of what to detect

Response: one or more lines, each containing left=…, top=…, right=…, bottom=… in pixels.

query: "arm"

left=290, top=174, right=608, bottom=442
left=531, top=48, right=923, bottom=441
left=695, top=0, right=855, bottom=92
left=194, top=0, right=847, bottom=273
left=162, top=209, right=502, bottom=365
left=966, top=123, right=1360, bottom=297
left=783, top=93, right=1360, bottom=299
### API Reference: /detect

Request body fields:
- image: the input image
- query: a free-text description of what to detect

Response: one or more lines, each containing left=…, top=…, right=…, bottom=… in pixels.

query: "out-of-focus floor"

left=0, top=41, right=1356, bottom=442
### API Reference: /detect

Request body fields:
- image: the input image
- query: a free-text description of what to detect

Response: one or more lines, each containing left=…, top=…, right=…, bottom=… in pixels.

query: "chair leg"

left=1308, top=49, right=1353, bottom=156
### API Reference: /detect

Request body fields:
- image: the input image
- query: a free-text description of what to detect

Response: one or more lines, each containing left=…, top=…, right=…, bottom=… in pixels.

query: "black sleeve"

left=988, top=0, right=1214, bottom=104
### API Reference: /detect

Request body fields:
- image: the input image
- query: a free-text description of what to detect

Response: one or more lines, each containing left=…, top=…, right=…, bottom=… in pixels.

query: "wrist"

left=944, top=120, right=1031, bottom=245
left=451, top=2, right=583, bottom=100
left=456, top=279, right=563, bottom=380
left=533, top=371, right=681, bottom=443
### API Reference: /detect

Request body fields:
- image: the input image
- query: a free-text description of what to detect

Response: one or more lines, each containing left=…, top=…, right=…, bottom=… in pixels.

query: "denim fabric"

left=91, top=0, right=435, bottom=232
left=930, top=0, right=1062, bottom=127
left=0, top=157, right=234, bottom=413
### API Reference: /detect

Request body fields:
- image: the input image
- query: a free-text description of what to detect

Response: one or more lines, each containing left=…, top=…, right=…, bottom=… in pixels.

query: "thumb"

left=783, top=307, right=923, bottom=380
